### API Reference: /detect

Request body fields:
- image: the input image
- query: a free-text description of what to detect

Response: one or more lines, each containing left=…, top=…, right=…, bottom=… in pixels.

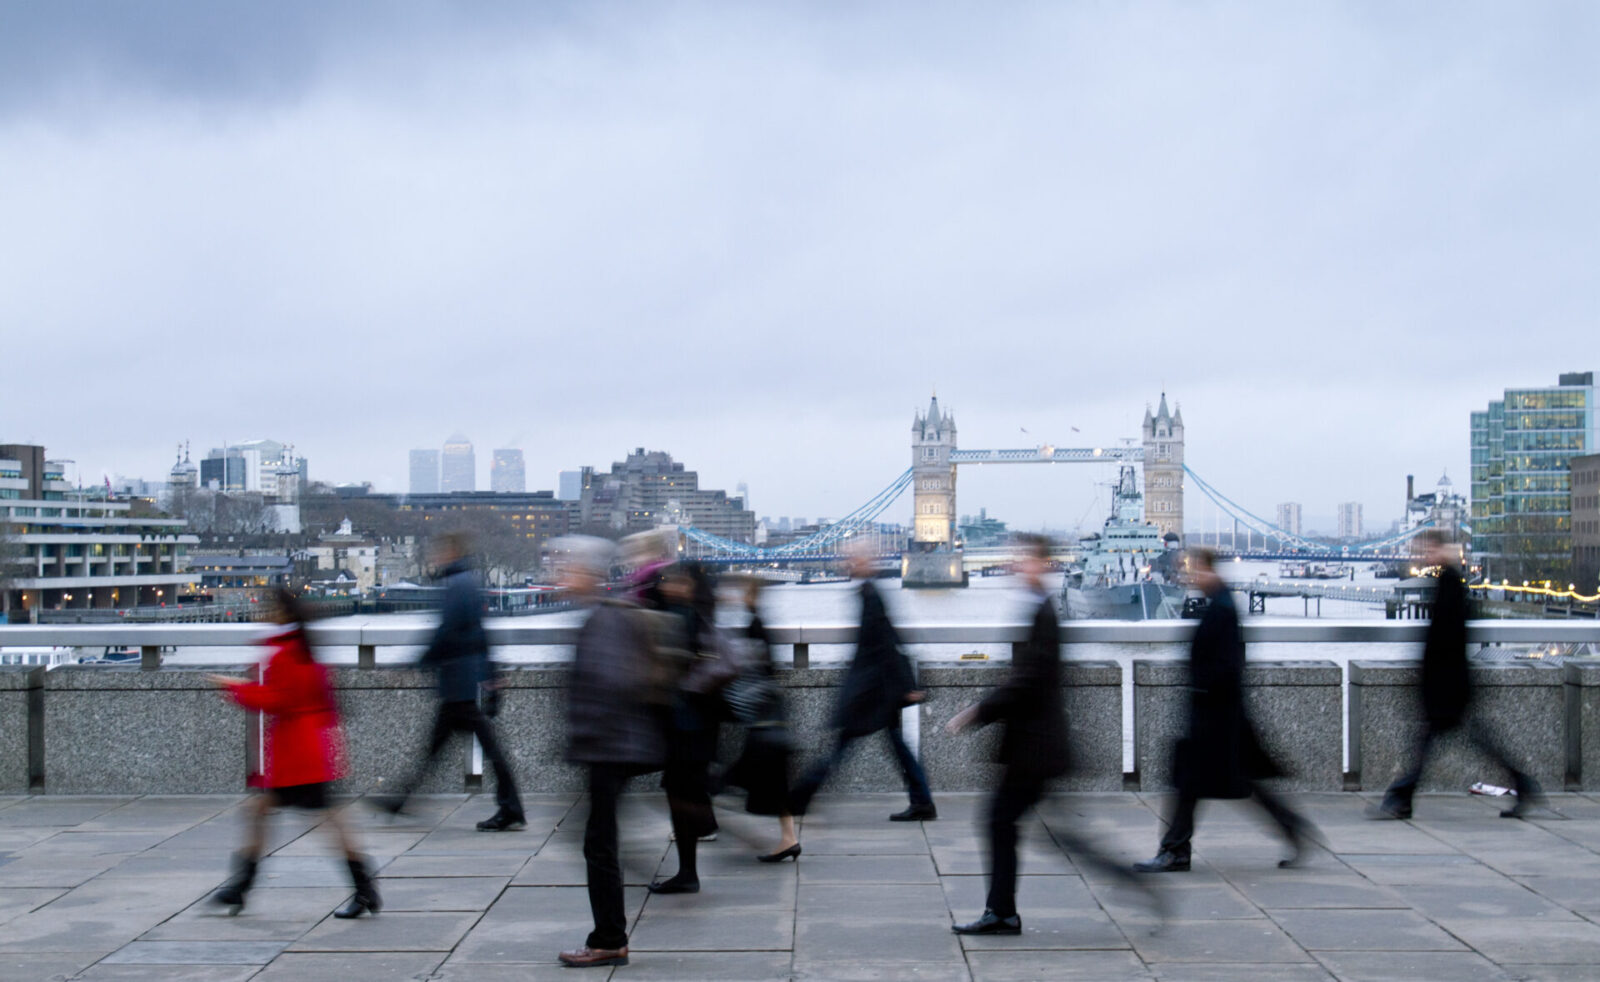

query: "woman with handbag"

left=722, top=578, right=800, bottom=862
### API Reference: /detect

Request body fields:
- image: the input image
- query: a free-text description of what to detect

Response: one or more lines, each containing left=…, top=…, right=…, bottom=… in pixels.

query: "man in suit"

left=376, top=532, right=524, bottom=831
left=946, top=534, right=1068, bottom=934
left=1134, top=548, right=1309, bottom=873
left=789, top=548, right=936, bottom=821
left=1370, top=529, right=1544, bottom=820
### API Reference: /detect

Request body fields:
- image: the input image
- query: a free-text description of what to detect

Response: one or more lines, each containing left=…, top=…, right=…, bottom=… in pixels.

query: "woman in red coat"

left=207, top=588, right=379, bottom=918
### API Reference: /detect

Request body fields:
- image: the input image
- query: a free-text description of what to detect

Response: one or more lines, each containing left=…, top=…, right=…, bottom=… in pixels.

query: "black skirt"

left=270, top=782, right=330, bottom=810
left=725, top=726, right=792, bottom=816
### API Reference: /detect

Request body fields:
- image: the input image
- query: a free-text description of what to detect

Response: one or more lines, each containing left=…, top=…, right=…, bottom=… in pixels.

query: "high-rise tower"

left=1141, top=394, right=1185, bottom=540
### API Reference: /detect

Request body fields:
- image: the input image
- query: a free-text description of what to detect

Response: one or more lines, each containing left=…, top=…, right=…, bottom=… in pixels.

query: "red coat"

left=226, top=630, right=346, bottom=789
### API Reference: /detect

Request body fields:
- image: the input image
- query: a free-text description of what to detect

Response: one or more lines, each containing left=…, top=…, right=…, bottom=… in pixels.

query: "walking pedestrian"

left=946, top=534, right=1067, bottom=934
left=373, top=532, right=524, bottom=831
left=207, top=588, right=379, bottom=919
left=1369, top=529, right=1545, bottom=820
left=554, top=537, right=667, bottom=969
left=1134, top=547, right=1311, bottom=873
left=789, top=548, right=936, bottom=822
left=721, top=577, right=801, bottom=862
left=650, top=563, right=735, bottom=895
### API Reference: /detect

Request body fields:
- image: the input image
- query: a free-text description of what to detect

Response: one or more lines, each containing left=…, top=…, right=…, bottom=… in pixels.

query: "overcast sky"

left=3, top=2, right=1596, bottom=534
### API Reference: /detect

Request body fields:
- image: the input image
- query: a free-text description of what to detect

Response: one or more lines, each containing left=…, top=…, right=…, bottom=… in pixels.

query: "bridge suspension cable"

left=1183, top=465, right=1435, bottom=555
left=680, top=468, right=914, bottom=558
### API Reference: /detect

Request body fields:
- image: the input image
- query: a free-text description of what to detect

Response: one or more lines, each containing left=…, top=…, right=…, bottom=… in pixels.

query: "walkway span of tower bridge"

left=678, top=396, right=1430, bottom=568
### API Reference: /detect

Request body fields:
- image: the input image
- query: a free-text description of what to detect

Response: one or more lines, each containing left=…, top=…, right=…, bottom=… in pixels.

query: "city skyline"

left=5, top=4, right=1596, bottom=529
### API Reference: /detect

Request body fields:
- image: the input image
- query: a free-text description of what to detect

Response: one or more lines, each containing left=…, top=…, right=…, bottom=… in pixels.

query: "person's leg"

left=1252, top=783, right=1311, bottom=866
left=241, top=789, right=272, bottom=860
left=789, top=735, right=852, bottom=816
left=390, top=701, right=459, bottom=807
left=463, top=704, right=523, bottom=817
left=887, top=723, right=934, bottom=811
left=657, top=760, right=712, bottom=890
left=215, top=793, right=272, bottom=909
left=583, top=764, right=629, bottom=951
left=1467, top=715, right=1545, bottom=814
left=322, top=801, right=382, bottom=918
left=1156, top=789, right=1198, bottom=859
left=1380, top=724, right=1436, bottom=816
left=984, top=779, right=1041, bottom=918
left=777, top=812, right=798, bottom=850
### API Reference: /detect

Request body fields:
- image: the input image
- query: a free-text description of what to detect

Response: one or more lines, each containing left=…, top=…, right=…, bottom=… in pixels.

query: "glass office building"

left=1471, top=372, right=1597, bottom=582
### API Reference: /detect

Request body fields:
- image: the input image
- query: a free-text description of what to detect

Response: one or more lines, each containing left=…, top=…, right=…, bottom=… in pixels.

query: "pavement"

left=2, top=790, right=1599, bottom=981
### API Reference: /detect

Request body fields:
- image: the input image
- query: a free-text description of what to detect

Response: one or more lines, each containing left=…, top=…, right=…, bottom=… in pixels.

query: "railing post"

left=358, top=644, right=376, bottom=669
left=792, top=642, right=809, bottom=669
left=140, top=645, right=161, bottom=671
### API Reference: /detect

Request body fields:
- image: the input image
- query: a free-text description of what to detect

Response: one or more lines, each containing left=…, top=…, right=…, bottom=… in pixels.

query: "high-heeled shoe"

left=758, top=843, right=801, bottom=863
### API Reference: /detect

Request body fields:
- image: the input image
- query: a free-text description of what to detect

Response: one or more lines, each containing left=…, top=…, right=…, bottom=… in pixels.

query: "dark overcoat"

left=975, top=594, right=1070, bottom=781
left=566, top=600, right=667, bottom=769
left=419, top=559, right=490, bottom=703
left=1420, top=565, right=1472, bottom=729
left=1176, top=587, right=1280, bottom=799
left=833, top=581, right=917, bottom=738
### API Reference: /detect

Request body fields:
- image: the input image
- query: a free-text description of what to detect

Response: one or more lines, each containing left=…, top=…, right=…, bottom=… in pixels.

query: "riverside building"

left=1, top=444, right=198, bottom=619
left=1471, top=371, right=1598, bottom=582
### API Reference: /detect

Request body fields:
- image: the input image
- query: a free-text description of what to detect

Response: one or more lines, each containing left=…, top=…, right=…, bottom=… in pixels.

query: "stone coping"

left=1349, top=660, right=1565, bottom=687
left=1134, top=659, right=1342, bottom=685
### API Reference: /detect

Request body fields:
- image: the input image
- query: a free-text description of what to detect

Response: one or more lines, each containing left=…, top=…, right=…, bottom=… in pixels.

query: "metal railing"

left=2, top=621, right=1597, bottom=670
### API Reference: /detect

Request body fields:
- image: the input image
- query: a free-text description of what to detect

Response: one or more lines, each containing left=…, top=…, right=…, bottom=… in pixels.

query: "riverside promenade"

left=3, top=791, right=1599, bottom=982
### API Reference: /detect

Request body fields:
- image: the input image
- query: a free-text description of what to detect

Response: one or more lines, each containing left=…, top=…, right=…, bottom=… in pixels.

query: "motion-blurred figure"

left=376, top=532, right=524, bottom=831
left=1370, top=529, right=1545, bottom=820
left=208, top=588, right=379, bottom=919
left=789, top=548, right=936, bottom=821
left=946, top=535, right=1068, bottom=934
left=721, top=577, right=801, bottom=862
left=650, top=562, right=734, bottom=896
left=556, top=536, right=666, bottom=969
left=1134, top=548, right=1310, bottom=873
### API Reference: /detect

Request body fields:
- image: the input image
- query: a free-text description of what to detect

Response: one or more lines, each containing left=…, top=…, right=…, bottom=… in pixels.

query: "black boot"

left=211, top=854, right=257, bottom=914
left=334, top=856, right=381, bottom=918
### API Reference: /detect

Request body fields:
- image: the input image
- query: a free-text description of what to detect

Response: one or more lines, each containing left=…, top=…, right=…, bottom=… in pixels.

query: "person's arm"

left=975, top=603, right=1050, bottom=726
left=215, top=646, right=298, bottom=714
left=420, top=574, right=469, bottom=665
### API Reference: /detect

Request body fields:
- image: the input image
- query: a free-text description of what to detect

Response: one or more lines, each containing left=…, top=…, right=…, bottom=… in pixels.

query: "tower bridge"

left=674, top=392, right=1438, bottom=578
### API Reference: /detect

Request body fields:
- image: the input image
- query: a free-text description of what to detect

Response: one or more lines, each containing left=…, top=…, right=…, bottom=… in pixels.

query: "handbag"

left=724, top=672, right=779, bottom=725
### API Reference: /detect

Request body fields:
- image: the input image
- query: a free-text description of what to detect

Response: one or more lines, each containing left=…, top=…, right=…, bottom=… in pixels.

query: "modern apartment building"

left=1275, top=502, right=1303, bottom=537
left=1337, top=502, right=1364, bottom=541
left=577, top=449, right=755, bottom=543
left=1573, top=452, right=1600, bottom=592
left=1471, top=372, right=1598, bottom=582
left=1, top=444, right=198, bottom=618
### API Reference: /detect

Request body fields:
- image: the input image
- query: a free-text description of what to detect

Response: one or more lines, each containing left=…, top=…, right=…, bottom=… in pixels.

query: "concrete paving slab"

left=1512, top=874, right=1600, bottom=913
left=1392, top=881, right=1574, bottom=920
left=1495, top=965, right=1600, bottom=982
left=0, top=887, right=67, bottom=924
left=252, top=951, right=446, bottom=981
left=99, top=940, right=287, bottom=964
left=379, top=853, right=530, bottom=877
left=1431, top=917, right=1600, bottom=965
left=140, top=887, right=350, bottom=941
left=0, top=952, right=96, bottom=982
left=796, top=852, right=940, bottom=884
left=372, top=875, right=509, bottom=911
left=70, top=965, right=259, bottom=981
left=967, top=949, right=1154, bottom=981
left=1224, top=868, right=1406, bottom=909
left=581, top=950, right=793, bottom=980
left=1152, top=964, right=1334, bottom=981
left=1268, top=908, right=1467, bottom=951
left=289, top=910, right=481, bottom=952
left=1312, top=950, right=1513, bottom=981
left=792, top=915, right=964, bottom=964
left=1128, top=918, right=1310, bottom=964
left=0, top=797, right=135, bottom=827
left=449, top=885, right=647, bottom=963
left=630, top=905, right=795, bottom=951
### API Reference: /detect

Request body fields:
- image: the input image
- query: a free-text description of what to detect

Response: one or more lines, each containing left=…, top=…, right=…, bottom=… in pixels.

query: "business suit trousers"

left=791, top=721, right=932, bottom=814
left=986, top=774, right=1045, bottom=918
left=1158, top=784, right=1303, bottom=859
left=1385, top=715, right=1532, bottom=806
left=401, top=700, right=522, bottom=814
left=583, top=763, right=631, bottom=950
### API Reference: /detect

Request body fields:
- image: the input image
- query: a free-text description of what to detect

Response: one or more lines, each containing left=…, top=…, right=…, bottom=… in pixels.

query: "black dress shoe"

left=1133, top=850, right=1190, bottom=872
left=647, top=875, right=700, bottom=895
left=758, top=843, right=802, bottom=863
left=890, top=804, right=938, bottom=822
left=476, top=809, right=527, bottom=831
left=953, top=909, right=1021, bottom=935
left=1366, top=799, right=1412, bottom=821
left=1502, top=777, right=1546, bottom=819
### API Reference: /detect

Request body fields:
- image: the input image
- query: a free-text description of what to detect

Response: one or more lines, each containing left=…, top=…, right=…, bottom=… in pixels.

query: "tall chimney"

left=1406, top=474, right=1414, bottom=503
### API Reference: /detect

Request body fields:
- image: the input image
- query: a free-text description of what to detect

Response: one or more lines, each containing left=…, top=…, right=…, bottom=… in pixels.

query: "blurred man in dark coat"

left=376, top=532, right=524, bottom=831
left=1135, top=548, right=1309, bottom=873
left=1371, top=529, right=1544, bottom=820
left=789, top=549, right=936, bottom=821
left=556, top=536, right=667, bottom=969
left=946, top=535, right=1067, bottom=934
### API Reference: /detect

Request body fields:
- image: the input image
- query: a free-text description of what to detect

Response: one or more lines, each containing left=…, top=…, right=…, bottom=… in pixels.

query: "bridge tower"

left=903, top=393, right=966, bottom=587
left=1142, top=393, right=1185, bottom=542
